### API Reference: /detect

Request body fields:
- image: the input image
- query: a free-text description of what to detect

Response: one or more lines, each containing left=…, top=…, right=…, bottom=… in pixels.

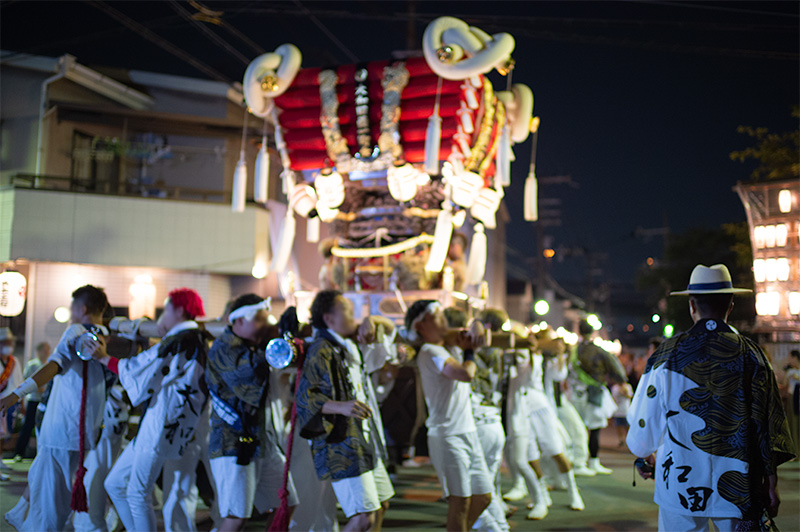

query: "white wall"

left=5, top=188, right=269, bottom=275
left=26, top=261, right=232, bottom=364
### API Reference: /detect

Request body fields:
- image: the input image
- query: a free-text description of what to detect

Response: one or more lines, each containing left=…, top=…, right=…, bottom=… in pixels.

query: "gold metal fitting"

left=260, top=74, right=279, bottom=92
left=436, top=45, right=455, bottom=63
left=497, top=58, right=516, bottom=76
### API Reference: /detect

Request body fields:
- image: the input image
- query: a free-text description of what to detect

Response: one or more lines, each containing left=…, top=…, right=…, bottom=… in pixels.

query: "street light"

left=664, top=324, right=674, bottom=338
left=534, top=300, right=550, bottom=316
left=587, top=314, right=602, bottom=331
left=651, top=313, right=661, bottom=323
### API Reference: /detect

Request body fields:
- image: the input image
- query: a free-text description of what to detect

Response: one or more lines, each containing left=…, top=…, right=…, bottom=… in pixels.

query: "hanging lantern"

left=231, top=152, right=247, bottom=213
left=306, top=216, right=320, bottom=243
left=387, top=162, right=419, bottom=202
left=466, top=223, right=487, bottom=285
left=316, top=203, right=339, bottom=223
left=450, top=171, right=484, bottom=208
left=254, top=135, right=269, bottom=204
left=452, top=209, right=467, bottom=228
left=471, top=188, right=502, bottom=229
left=289, top=183, right=317, bottom=218
left=495, top=124, right=511, bottom=188
left=271, top=212, right=296, bottom=273
left=523, top=171, right=538, bottom=222
left=424, top=77, right=443, bottom=175
left=0, top=271, right=27, bottom=317
left=314, top=169, right=345, bottom=209
left=424, top=113, right=442, bottom=175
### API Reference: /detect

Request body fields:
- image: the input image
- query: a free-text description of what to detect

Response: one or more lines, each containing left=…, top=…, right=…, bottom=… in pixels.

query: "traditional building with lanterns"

left=735, top=177, right=800, bottom=361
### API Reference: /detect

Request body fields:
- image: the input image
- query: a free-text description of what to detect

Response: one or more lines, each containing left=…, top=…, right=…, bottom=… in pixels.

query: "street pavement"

left=1, top=428, right=798, bottom=531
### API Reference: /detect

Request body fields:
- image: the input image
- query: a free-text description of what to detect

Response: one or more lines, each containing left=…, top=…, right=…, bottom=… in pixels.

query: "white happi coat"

left=118, top=321, right=207, bottom=458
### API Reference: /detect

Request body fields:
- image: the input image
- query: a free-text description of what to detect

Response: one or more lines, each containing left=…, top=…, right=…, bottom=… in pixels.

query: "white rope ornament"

left=228, top=298, right=271, bottom=324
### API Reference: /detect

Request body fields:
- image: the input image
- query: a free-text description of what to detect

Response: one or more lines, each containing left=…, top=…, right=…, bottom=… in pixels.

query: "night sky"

left=2, top=1, right=798, bottom=301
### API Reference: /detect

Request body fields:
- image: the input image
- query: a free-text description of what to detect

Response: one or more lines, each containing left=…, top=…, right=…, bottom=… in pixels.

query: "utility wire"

left=87, top=0, right=232, bottom=83
left=168, top=0, right=250, bottom=65
left=628, top=0, right=799, bottom=19
left=291, top=0, right=360, bottom=63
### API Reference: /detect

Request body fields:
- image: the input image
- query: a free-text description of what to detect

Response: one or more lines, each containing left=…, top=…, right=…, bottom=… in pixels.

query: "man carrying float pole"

left=97, top=288, right=209, bottom=532
left=406, top=299, right=493, bottom=532
left=206, top=294, right=298, bottom=532
left=296, top=290, right=395, bottom=532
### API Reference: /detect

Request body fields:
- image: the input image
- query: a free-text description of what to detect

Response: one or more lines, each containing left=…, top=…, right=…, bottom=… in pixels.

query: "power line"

left=232, top=5, right=797, bottom=61
left=628, top=0, right=799, bottom=19
left=87, top=0, right=233, bottom=83
left=291, top=0, right=360, bottom=63
left=169, top=0, right=250, bottom=65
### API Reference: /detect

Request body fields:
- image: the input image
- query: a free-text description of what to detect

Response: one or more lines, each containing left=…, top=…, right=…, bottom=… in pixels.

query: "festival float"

left=236, top=16, right=538, bottom=322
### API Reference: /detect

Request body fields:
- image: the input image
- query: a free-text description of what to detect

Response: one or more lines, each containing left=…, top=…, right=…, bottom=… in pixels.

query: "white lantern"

left=0, top=271, right=26, bottom=317
left=776, top=257, right=790, bottom=281
left=776, top=224, right=788, bottom=247
left=316, top=203, right=339, bottom=223
left=254, top=142, right=270, bottom=204
left=314, top=169, right=345, bottom=209
left=450, top=171, right=484, bottom=208
left=289, top=183, right=318, bottom=218
left=471, top=187, right=503, bottom=229
left=387, top=163, right=419, bottom=202
left=753, top=259, right=766, bottom=283
left=231, top=153, right=247, bottom=213
left=755, top=291, right=780, bottom=316
left=129, top=274, right=156, bottom=320
left=789, top=292, right=800, bottom=315
left=778, top=189, right=792, bottom=213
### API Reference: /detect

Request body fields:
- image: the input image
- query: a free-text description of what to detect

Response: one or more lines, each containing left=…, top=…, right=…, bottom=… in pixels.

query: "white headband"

left=228, top=298, right=271, bottom=324
left=406, top=302, right=441, bottom=342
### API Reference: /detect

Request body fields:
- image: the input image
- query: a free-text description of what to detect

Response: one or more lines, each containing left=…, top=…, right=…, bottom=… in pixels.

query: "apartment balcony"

left=1, top=175, right=269, bottom=275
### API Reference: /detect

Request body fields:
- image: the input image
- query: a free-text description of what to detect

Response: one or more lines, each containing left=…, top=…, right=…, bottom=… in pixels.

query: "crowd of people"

left=0, top=261, right=794, bottom=532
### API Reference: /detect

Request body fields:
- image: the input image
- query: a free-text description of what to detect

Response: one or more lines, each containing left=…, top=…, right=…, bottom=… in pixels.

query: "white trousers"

left=71, top=424, right=125, bottom=532
left=658, top=509, right=740, bottom=532
left=162, top=406, right=211, bottom=532
left=21, top=446, right=80, bottom=532
left=473, top=421, right=509, bottom=532
left=105, top=441, right=166, bottom=532
left=289, top=427, right=339, bottom=532
left=505, top=434, right=540, bottom=500
left=557, top=400, right=590, bottom=467
left=162, top=449, right=200, bottom=532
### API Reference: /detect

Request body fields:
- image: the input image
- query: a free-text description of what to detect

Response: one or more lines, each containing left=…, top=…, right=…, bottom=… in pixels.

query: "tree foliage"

left=730, top=106, right=800, bottom=182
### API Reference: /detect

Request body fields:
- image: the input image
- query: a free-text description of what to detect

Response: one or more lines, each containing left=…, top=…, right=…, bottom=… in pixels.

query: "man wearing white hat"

left=627, top=264, right=795, bottom=532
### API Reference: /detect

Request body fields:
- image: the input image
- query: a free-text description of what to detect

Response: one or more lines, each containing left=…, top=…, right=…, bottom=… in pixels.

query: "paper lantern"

left=523, top=171, right=538, bottom=221
left=466, top=223, right=487, bottom=285
left=231, top=153, right=247, bottom=213
left=0, top=271, right=26, bottom=317
left=314, top=169, right=345, bottom=209
left=387, top=163, right=419, bottom=202
left=289, top=183, right=317, bottom=218
left=450, top=171, right=484, bottom=208
left=471, top=188, right=502, bottom=229
left=254, top=141, right=269, bottom=204
left=425, top=207, right=454, bottom=273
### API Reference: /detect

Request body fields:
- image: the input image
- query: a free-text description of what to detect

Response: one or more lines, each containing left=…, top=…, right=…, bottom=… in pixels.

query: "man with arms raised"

left=206, top=294, right=298, bottom=532
left=296, top=290, right=394, bottom=532
left=406, top=300, right=492, bottom=532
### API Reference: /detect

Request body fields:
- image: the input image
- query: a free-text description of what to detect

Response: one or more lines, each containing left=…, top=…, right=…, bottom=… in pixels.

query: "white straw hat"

left=670, top=264, right=752, bottom=295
